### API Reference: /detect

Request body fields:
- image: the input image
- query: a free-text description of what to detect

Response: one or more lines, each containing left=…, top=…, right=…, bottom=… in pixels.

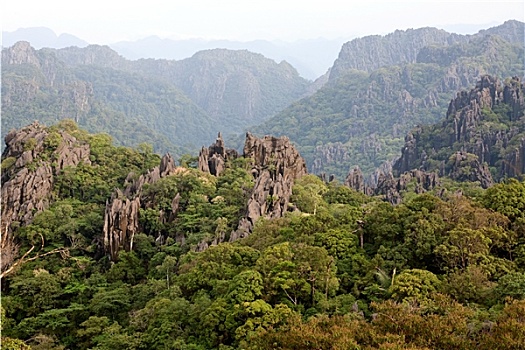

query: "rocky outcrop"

left=393, top=76, right=524, bottom=186
left=375, top=170, right=440, bottom=205
left=447, top=151, right=493, bottom=188
left=344, top=167, right=368, bottom=194
left=1, top=122, right=91, bottom=234
left=230, top=133, right=307, bottom=241
left=1, top=41, right=41, bottom=66
left=102, top=153, right=181, bottom=260
left=343, top=165, right=439, bottom=205
left=198, top=132, right=239, bottom=176
left=103, top=191, right=141, bottom=261
left=103, top=132, right=308, bottom=257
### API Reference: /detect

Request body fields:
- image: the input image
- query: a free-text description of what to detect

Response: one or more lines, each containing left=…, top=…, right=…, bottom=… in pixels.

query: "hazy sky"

left=2, top=1, right=524, bottom=43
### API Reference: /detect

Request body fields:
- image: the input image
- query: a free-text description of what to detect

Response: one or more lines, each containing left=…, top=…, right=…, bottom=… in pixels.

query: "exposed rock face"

left=344, top=167, right=367, bottom=194
left=231, top=133, right=307, bottom=241
left=393, top=75, right=524, bottom=187
left=102, top=153, right=180, bottom=260
left=103, top=191, right=141, bottom=261
left=1, top=122, right=91, bottom=234
left=103, top=132, right=307, bottom=257
left=329, top=27, right=466, bottom=80
left=343, top=165, right=439, bottom=205
left=2, top=41, right=41, bottom=66
left=198, top=132, right=239, bottom=176
left=447, top=151, right=493, bottom=188
left=375, top=170, right=440, bottom=205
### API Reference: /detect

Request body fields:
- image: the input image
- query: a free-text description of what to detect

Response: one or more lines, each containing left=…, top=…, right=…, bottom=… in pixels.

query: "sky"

left=2, top=0, right=524, bottom=44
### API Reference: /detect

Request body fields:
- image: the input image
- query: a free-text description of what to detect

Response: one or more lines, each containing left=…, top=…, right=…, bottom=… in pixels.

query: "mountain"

left=2, top=27, right=89, bottom=49
left=252, top=20, right=525, bottom=178
left=3, top=27, right=346, bottom=79
left=329, top=20, right=524, bottom=81
left=110, top=36, right=346, bottom=80
left=393, top=75, right=524, bottom=186
left=1, top=41, right=211, bottom=155
left=2, top=42, right=311, bottom=155
left=130, top=49, right=311, bottom=130
left=52, top=45, right=311, bottom=135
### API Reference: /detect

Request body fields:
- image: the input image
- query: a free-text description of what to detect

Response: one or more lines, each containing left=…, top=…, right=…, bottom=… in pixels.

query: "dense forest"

left=2, top=20, right=525, bottom=350
left=1, top=112, right=525, bottom=349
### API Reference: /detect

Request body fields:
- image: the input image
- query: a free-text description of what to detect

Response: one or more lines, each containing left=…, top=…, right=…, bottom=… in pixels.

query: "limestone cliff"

left=103, top=132, right=307, bottom=258
left=102, top=153, right=180, bottom=260
left=1, top=122, right=91, bottom=234
left=393, top=75, right=524, bottom=186
left=231, top=132, right=307, bottom=241
left=198, top=132, right=239, bottom=176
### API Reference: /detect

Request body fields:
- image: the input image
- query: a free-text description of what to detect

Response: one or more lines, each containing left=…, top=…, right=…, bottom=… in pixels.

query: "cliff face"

left=231, top=133, right=307, bottom=241
left=393, top=75, right=525, bottom=186
left=1, top=122, right=91, bottom=234
left=330, top=20, right=524, bottom=82
left=103, top=153, right=180, bottom=261
left=329, top=27, right=466, bottom=80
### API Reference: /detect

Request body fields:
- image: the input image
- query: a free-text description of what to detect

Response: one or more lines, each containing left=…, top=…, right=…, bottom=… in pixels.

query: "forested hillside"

left=1, top=117, right=525, bottom=349
left=1, top=42, right=311, bottom=156
left=2, top=20, right=525, bottom=350
left=1, top=42, right=208, bottom=155
left=393, top=75, right=525, bottom=186
left=253, top=20, right=525, bottom=178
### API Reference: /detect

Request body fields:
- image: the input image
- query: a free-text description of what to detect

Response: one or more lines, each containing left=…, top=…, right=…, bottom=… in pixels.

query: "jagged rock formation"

left=375, top=170, right=440, bottom=205
left=102, top=153, right=180, bottom=260
left=1, top=121, right=91, bottom=233
left=344, top=166, right=439, bottom=205
left=447, top=151, right=493, bottom=188
left=393, top=75, right=525, bottom=186
left=103, top=132, right=307, bottom=258
left=198, top=132, right=239, bottom=176
left=230, top=133, right=307, bottom=241
left=344, top=167, right=368, bottom=194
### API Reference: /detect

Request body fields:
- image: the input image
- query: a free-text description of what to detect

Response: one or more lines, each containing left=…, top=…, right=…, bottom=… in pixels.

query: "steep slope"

left=3, top=42, right=311, bottom=154
left=130, top=49, right=311, bottom=132
left=329, top=27, right=467, bottom=79
left=329, top=20, right=524, bottom=81
left=54, top=45, right=311, bottom=133
left=253, top=21, right=525, bottom=178
left=1, top=42, right=206, bottom=155
left=393, top=75, right=524, bottom=185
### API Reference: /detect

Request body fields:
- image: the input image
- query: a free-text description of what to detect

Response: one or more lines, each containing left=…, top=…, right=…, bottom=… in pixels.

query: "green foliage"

left=254, top=33, right=524, bottom=179
left=1, top=156, right=16, bottom=170
left=390, top=268, right=441, bottom=303
left=3, top=120, right=525, bottom=349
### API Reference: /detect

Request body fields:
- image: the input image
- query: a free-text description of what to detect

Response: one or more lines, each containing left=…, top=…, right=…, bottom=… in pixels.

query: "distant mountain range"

left=1, top=42, right=311, bottom=156
left=2, top=20, right=524, bottom=179
left=2, top=27, right=347, bottom=80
